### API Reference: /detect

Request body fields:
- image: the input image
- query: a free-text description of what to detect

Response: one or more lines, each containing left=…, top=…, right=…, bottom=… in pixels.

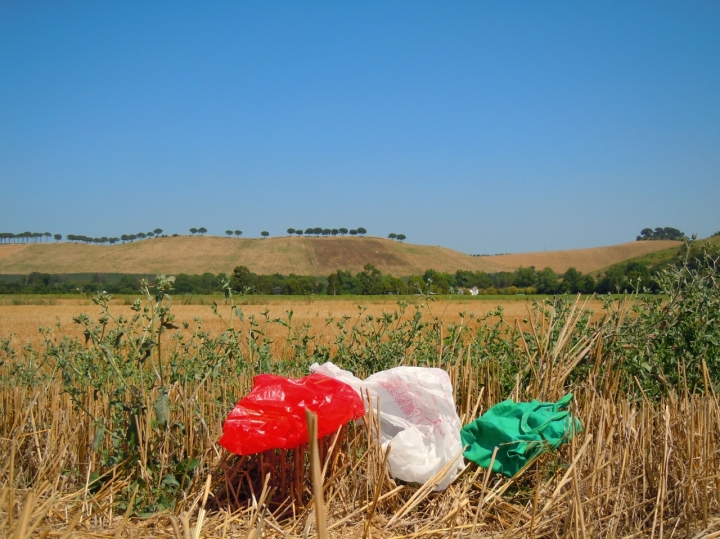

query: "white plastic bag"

left=310, top=361, right=464, bottom=490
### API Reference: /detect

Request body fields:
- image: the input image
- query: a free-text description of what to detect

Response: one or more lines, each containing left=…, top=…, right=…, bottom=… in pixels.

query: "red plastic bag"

left=219, top=373, right=365, bottom=455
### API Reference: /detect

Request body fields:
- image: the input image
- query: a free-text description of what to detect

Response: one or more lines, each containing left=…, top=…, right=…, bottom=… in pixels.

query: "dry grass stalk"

left=2, top=298, right=720, bottom=537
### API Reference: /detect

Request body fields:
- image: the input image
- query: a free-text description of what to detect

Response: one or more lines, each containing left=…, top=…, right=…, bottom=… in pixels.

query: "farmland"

left=2, top=245, right=720, bottom=538
left=0, top=235, right=682, bottom=277
left=0, top=295, right=601, bottom=351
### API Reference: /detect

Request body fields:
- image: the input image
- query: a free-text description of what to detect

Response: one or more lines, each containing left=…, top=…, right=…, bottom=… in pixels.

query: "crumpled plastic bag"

left=461, top=393, right=582, bottom=477
left=310, top=362, right=464, bottom=490
left=219, top=373, right=365, bottom=455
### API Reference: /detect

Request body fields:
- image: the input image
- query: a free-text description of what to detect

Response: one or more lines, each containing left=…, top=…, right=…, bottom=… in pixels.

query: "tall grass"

left=1, top=243, right=720, bottom=537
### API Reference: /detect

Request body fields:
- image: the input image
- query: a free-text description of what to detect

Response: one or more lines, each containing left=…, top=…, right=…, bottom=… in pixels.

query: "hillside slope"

left=592, top=235, right=720, bottom=275
left=481, top=240, right=682, bottom=274
left=0, top=236, right=681, bottom=277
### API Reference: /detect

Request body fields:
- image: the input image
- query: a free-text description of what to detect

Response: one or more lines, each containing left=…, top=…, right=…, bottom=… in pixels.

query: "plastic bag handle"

left=519, top=394, right=574, bottom=435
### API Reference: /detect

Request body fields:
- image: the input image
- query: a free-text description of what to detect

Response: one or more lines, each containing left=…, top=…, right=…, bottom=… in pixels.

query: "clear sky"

left=1, top=2, right=718, bottom=254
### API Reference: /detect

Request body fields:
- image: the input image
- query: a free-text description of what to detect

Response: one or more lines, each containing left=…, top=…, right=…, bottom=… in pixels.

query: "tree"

left=382, top=275, right=407, bottom=295
left=261, top=231, right=269, bottom=239
left=560, top=267, right=583, bottom=293
left=536, top=267, right=559, bottom=294
left=357, top=227, right=367, bottom=236
left=388, top=233, right=397, bottom=240
left=190, top=228, right=198, bottom=235
left=198, top=227, right=207, bottom=236
left=43, top=232, right=51, bottom=242
left=234, top=230, right=242, bottom=238
left=359, top=263, right=383, bottom=294
left=296, top=229, right=303, bottom=236
left=226, top=230, right=233, bottom=237
left=331, top=229, right=339, bottom=236
left=638, top=227, right=686, bottom=241
left=313, top=227, right=322, bottom=236
left=231, top=265, right=255, bottom=292
left=397, top=234, right=406, bottom=242
left=129, top=234, right=137, bottom=242
left=147, top=232, right=154, bottom=237
left=327, top=272, right=340, bottom=295
left=322, top=228, right=331, bottom=236
left=339, top=228, right=348, bottom=236
left=349, top=229, right=358, bottom=236
left=305, top=228, right=314, bottom=236
left=137, top=232, right=146, bottom=239
left=287, top=228, right=296, bottom=235
left=515, top=266, right=538, bottom=288
left=326, top=269, right=361, bottom=294
left=154, top=228, right=163, bottom=235
left=54, top=234, right=62, bottom=242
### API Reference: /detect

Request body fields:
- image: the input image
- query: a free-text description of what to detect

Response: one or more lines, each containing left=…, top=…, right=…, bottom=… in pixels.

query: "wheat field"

left=2, top=289, right=719, bottom=538
left=0, top=296, right=608, bottom=351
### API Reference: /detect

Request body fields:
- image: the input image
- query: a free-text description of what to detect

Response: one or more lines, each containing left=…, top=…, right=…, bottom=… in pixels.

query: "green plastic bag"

left=461, top=394, right=582, bottom=478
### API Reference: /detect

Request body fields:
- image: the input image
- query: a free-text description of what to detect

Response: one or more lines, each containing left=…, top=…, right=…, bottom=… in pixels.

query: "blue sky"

left=1, top=2, right=718, bottom=254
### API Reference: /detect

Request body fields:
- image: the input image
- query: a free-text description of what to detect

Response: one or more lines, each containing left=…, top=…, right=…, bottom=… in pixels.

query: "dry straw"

left=2, top=294, right=720, bottom=538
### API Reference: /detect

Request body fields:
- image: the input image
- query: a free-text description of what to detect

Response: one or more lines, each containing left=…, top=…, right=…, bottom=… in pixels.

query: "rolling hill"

left=591, top=235, right=720, bottom=276
left=0, top=236, right=683, bottom=277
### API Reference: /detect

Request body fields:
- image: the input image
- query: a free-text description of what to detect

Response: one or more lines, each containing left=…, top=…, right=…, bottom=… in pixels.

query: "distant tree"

left=226, top=230, right=233, bottom=237
left=313, top=227, right=322, bottom=236
left=296, top=229, right=303, bottom=236
left=147, top=232, right=154, bottom=238
left=359, top=263, right=383, bottom=295
left=101, top=237, right=109, bottom=244
left=54, top=234, right=62, bottom=242
left=536, top=267, right=559, bottom=294
left=198, top=227, right=207, bottom=236
left=514, top=266, right=538, bottom=288
left=339, top=228, right=348, bottom=236
left=331, top=228, right=339, bottom=236
left=120, top=234, right=128, bottom=242
left=327, top=272, right=340, bottom=295
left=109, top=237, right=118, bottom=244
left=322, top=228, right=331, bottom=236
left=287, top=228, right=296, bottom=235
left=560, top=267, right=583, bottom=294
left=43, top=232, right=51, bottom=242
left=349, top=229, right=358, bottom=236
left=637, top=227, right=686, bottom=241
left=357, top=227, right=367, bottom=236
left=137, top=232, right=146, bottom=239
left=396, top=234, right=406, bottom=242
left=129, top=234, right=137, bottom=242
left=234, top=230, right=242, bottom=238
left=261, top=231, right=269, bottom=239
left=388, top=233, right=397, bottom=240
left=154, top=228, right=163, bottom=235
left=190, top=228, right=198, bottom=235
left=305, top=228, right=314, bottom=236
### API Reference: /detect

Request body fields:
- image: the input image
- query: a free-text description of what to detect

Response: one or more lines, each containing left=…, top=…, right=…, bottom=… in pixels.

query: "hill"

left=0, top=236, right=682, bottom=277
left=481, top=240, right=682, bottom=274
left=592, top=235, right=720, bottom=276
